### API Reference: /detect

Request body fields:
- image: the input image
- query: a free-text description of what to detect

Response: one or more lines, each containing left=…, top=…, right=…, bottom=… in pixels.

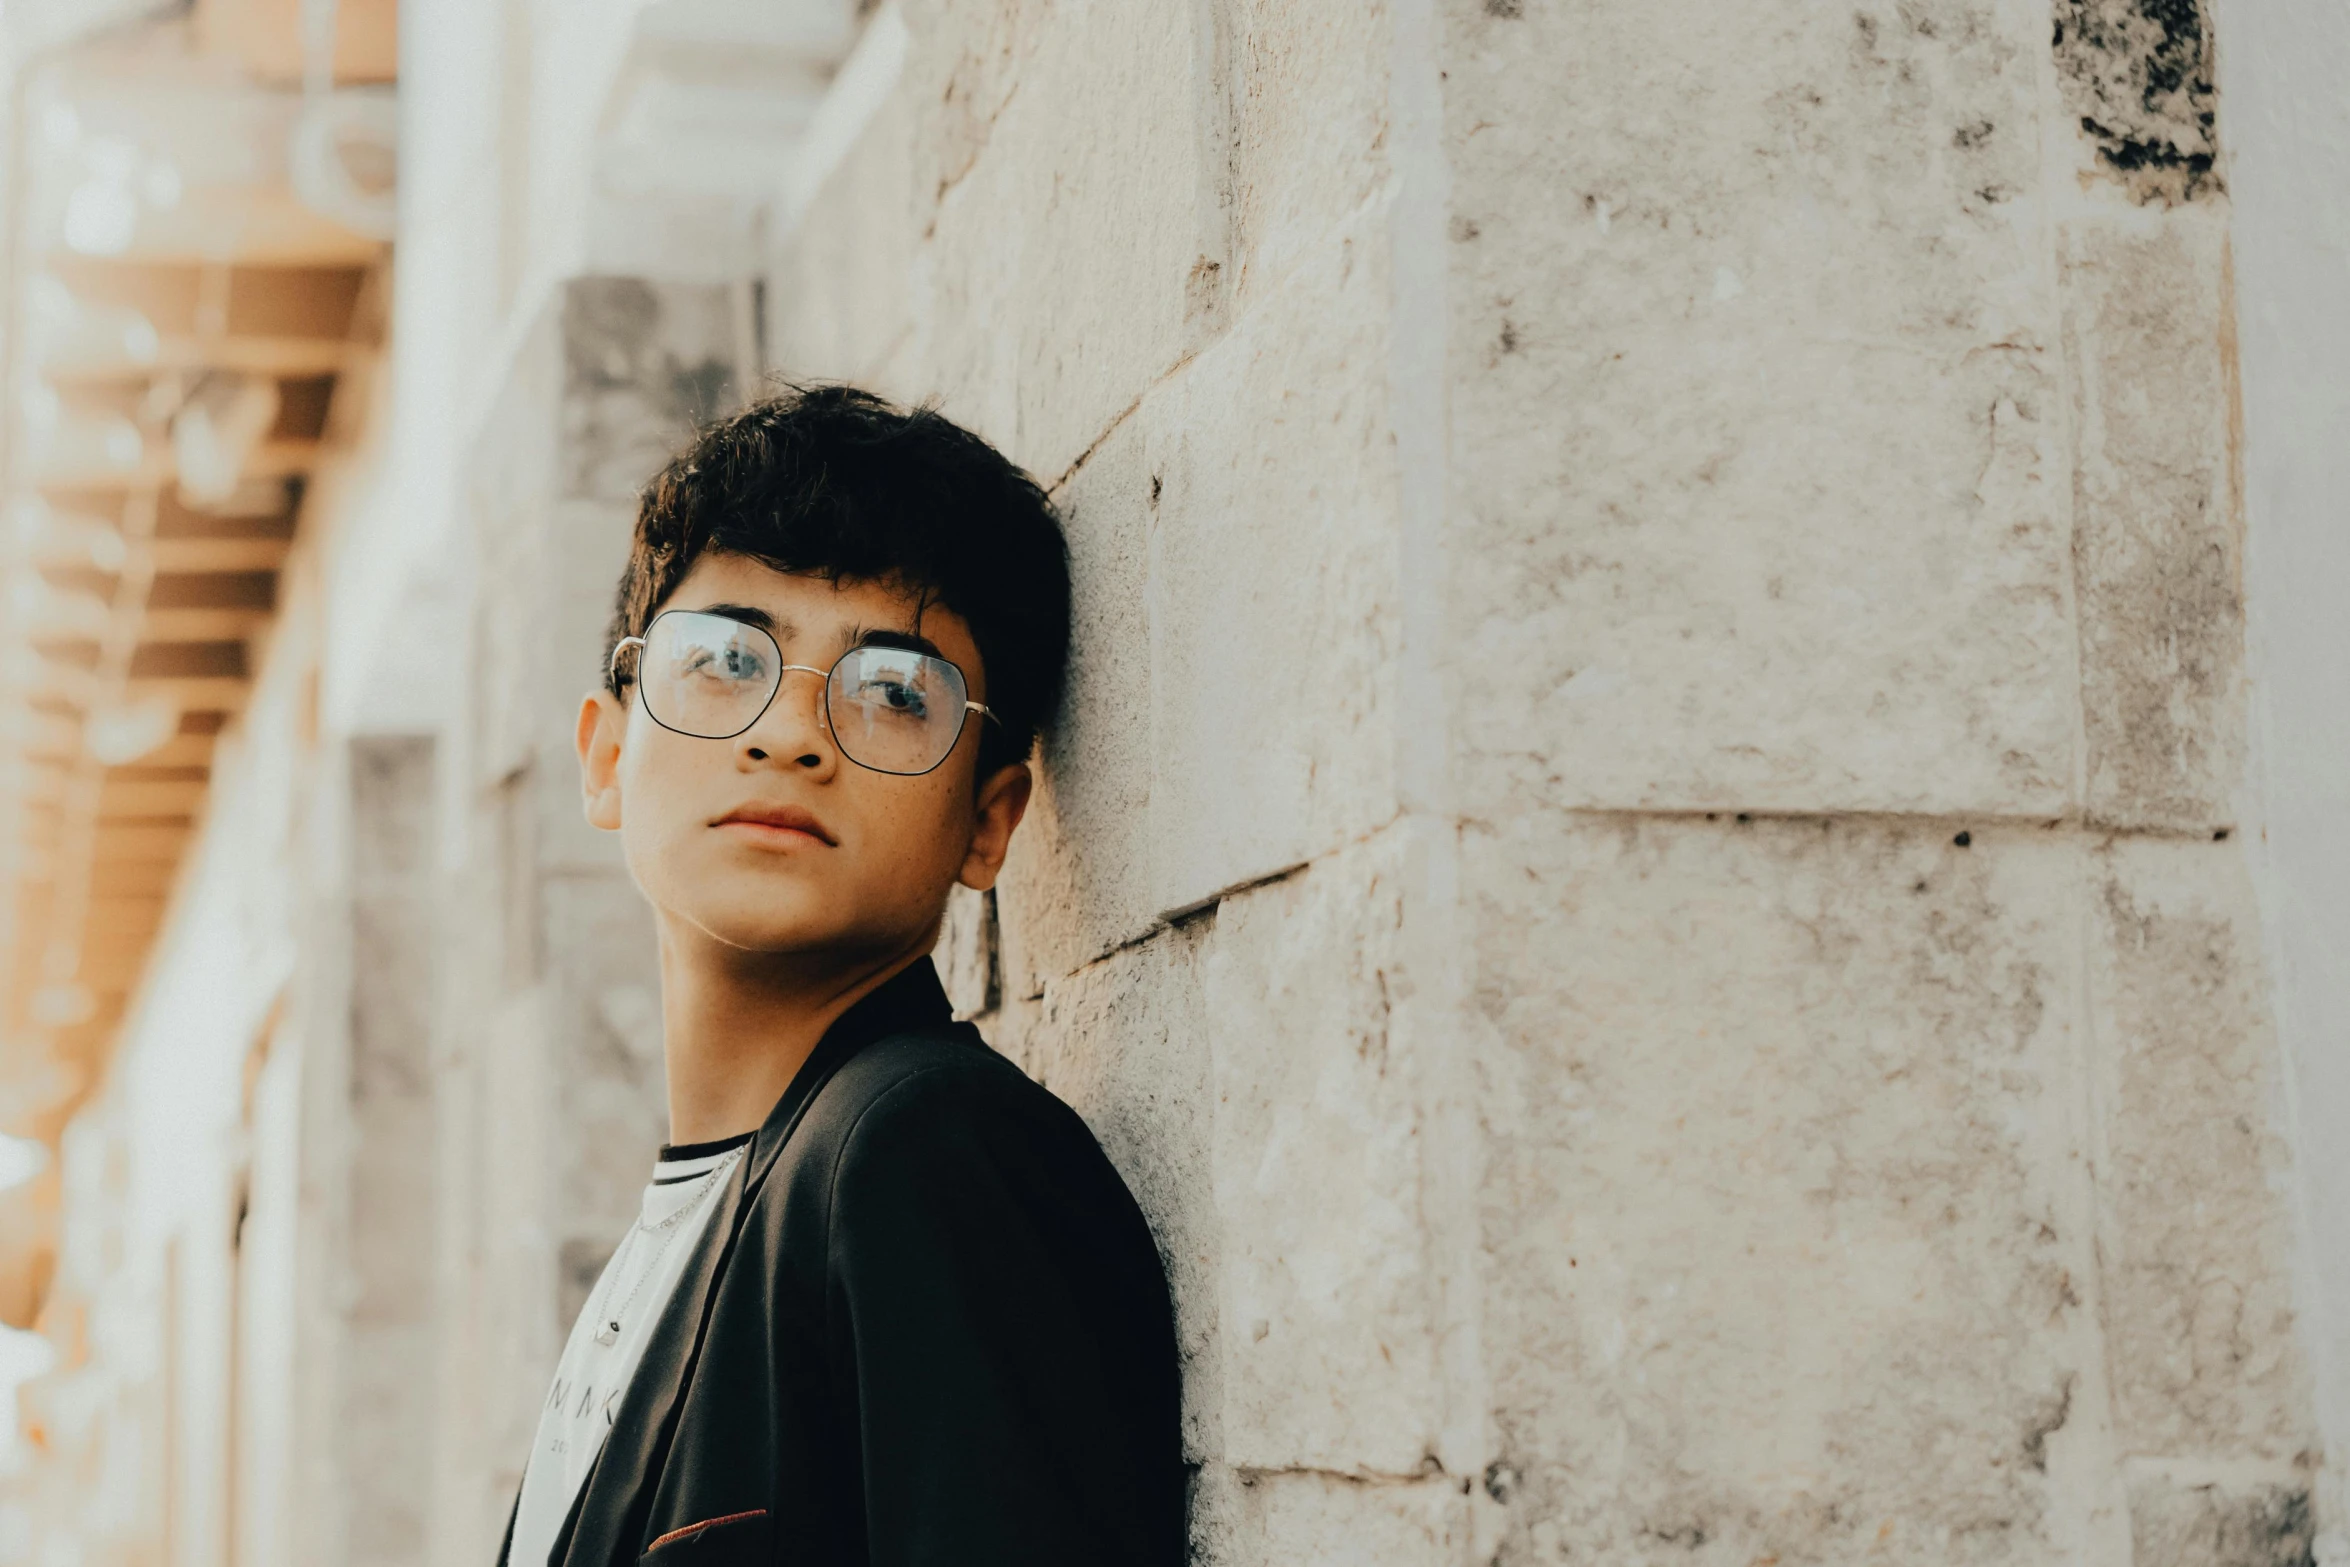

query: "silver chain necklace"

left=589, top=1147, right=743, bottom=1346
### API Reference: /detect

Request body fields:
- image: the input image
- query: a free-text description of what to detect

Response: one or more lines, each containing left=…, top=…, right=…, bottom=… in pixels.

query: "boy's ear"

left=957, top=762, right=1033, bottom=892
left=577, top=690, right=627, bottom=832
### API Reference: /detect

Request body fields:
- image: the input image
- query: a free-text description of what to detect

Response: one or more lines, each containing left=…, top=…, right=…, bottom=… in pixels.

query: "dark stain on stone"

left=2260, top=1492, right=2320, bottom=1567
left=1485, top=0, right=1524, bottom=15
left=670, top=359, right=733, bottom=427
left=2021, top=1374, right=2075, bottom=1473
left=1498, top=320, right=1520, bottom=355
left=1484, top=1461, right=1519, bottom=1503
left=2213, top=827, right=2230, bottom=841
left=1450, top=215, right=1482, bottom=241
left=2133, top=1483, right=2315, bottom=1567
left=1185, top=256, right=1224, bottom=325
left=560, top=277, right=742, bottom=501
left=2052, top=0, right=2221, bottom=203
left=1953, top=119, right=1995, bottom=147
left=1642, top=1520, right=1710, bottom=1550
left=1954, top=830, right=1973, bottom=847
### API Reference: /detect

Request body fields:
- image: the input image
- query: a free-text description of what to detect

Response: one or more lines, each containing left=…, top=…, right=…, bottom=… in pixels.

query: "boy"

left=500, top=387, right=1183, bottom=1566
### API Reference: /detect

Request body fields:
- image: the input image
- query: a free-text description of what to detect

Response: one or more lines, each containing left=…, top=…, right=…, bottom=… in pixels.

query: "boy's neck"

left=655, top=920, right=936, bottom=1146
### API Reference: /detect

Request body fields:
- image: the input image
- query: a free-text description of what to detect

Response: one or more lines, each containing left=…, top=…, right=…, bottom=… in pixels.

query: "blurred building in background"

left=0, top=0, right=2345, bottom=1565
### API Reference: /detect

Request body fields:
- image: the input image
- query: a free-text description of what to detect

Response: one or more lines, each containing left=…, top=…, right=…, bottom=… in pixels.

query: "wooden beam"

left=19, top=713, right=81, bottom=763
left=148, top=572, right=276, bottom=611
left=33, top=438, right=322, bottom=491
left=39, top=188, right=385, bottom=270
left=138, top=608, right=271, bottom=641
left=70, top=946, right=156, bottom=990
left=126, top=735, right=219, bottom=770
left=117, top=677, right=248, bottom=715
left=147, top=537, right=292, bottom=572
left=96, top=780, right=208, bottom=817
left=87, top=825, right=193, bottom=862
left=196, top=0, right=398, bottom=85
left=82, top=899, right=166, bottom=939
left=85, top=860, right=181, bottom=900
left=18, top=767, right=67, bottom=808
left=22, top=664, right=100, bottom=709
left=127, top=643, right=248, bottom=681
left=38, top=336, right=364, bottom=384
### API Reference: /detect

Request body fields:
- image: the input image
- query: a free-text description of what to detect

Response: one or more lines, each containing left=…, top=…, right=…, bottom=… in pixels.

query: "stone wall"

left=761, top=1, right=2321, bottom=1561
left=340, top=738, right=438, bottom=1567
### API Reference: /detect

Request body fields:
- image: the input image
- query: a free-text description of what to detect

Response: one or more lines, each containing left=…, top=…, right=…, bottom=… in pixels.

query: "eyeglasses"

left=609, top=609, right=995, bottom=777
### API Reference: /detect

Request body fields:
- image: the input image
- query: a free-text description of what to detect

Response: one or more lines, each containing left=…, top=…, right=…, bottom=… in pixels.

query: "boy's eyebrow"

left=844, top=625, right=947, bottom=661
left=683, top=605, right=951, bottom=662
left=690, top=603, right=782, bottom=635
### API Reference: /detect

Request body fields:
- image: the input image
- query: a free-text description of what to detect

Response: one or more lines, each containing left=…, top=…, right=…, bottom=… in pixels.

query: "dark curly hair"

left=606, top=385, right=1072, bottom=778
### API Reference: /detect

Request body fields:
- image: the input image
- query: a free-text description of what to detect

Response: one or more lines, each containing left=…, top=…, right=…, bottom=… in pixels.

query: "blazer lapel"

left=553, top=1151, right=747, bottom=1567
left=741, top=957, right=956, bottom=1197
left=550, top=958, right=957, bottom=1566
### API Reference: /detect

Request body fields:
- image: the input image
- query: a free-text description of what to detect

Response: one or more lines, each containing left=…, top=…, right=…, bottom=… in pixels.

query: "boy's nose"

left=739, top=667, right=836, bottom=772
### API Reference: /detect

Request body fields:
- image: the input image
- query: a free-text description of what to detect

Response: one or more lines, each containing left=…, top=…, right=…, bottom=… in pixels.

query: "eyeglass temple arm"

left=609, top=636, right=645, bottom=684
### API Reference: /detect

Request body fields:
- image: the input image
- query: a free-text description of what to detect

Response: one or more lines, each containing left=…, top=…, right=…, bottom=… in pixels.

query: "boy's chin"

left=680, top=896, right=906, bottom=964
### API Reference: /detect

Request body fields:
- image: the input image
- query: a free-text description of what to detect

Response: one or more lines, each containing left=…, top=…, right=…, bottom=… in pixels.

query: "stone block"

left=1225, top=0, right=1391, bottom=311
left=1467, top=813, right=2094, bottom=1562
left=2127, top=1472, right=2315, bottom=1567
left=770, top=83, right=920, bottom=384
left=1446, top=0, right=2075, bottom=819
left=465, top=309, right=563, bottom=791
left=1190, top=1466, right=1471, bottom=1567
left=543, top=869, right=666, bottom=1241
left=347, top=1090, right=436, bottom=1322
left=1144, top=201, right=1401, bottom=918
left=467, top=300, right=562, bottom=565
left=993, top=413, right=1157, bottom=995
left=1015, top=928, right=1219, bottom=1461
left=558, top=277, right=744, bottom=504
left=933, top=884, right=998, bottom=1020
left=2063, top=210, right=2243, bottom=831
left=896, top=0, right=1052, bottom=215
left=922, top=0, right=1220, bottom=484
left=349, top=736, right=437, bottom=885
left=2087, top=838, right=2310, bottom=1458
left=1199, top=834, right=1441, bottom=1475
left=536, top=497, right=644, bottom=876
left=339, top=1320, right=432, bottom=1557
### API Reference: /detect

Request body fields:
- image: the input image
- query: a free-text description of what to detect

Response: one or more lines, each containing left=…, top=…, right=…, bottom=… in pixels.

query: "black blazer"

left=503, top=959, right=1185, bottom=1566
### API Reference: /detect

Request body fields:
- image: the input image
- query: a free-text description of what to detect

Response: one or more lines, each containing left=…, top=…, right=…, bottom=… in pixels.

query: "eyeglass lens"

left=636, top=610, right=973, bottom=775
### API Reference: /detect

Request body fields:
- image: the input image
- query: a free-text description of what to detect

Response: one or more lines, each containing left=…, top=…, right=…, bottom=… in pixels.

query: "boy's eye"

left=853, top=677, right=928, bottom=718
left=681, top=644, right=767, bottom=683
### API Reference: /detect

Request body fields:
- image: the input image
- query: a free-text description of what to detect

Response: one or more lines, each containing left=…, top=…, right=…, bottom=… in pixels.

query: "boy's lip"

left=711, top=802, right=838, bottom=846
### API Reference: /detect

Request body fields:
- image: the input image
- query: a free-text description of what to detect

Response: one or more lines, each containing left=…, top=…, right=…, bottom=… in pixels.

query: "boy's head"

left=575, top=386, right=1071, bottom=962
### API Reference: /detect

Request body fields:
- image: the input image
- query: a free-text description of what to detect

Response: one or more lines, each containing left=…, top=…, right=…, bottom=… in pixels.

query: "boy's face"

left=575, top=552, right=1030, bottom=963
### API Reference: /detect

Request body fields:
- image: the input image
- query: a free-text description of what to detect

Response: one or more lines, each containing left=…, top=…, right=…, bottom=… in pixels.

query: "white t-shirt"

left=509, top=1134, right=751, bottom=1567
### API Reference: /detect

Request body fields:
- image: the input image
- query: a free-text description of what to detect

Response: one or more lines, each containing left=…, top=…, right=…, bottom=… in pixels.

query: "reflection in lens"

left=828, top=646, right=968, bottom=774
left=644, top=611, right=783, bottom=739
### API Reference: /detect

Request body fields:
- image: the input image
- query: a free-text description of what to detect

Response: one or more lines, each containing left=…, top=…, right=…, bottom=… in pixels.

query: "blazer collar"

left=554, top=956, right=955, bottom=1567
left=742, top=954, right=955, bottom=1192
